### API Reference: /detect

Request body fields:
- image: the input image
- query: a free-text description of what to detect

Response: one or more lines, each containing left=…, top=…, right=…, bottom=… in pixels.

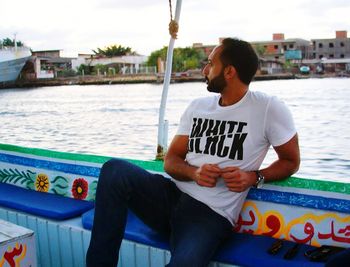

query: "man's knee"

left=99, top=158, right=132, bottom=187
left=101, top=158, right=130, bottom=173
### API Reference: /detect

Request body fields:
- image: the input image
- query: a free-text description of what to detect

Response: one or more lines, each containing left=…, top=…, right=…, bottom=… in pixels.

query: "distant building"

left=192, top=38, right=286, bottom=74
left=251, top=33, right=312, bottom=62
left=71, top=53, right=151, bottom=75
left=192, top=33, right=350, bottom=75
left=31, top=50, right=73, bottom=79
left=311, top=31, right=350, bottom=59
left=258, top=58, right=284, bottom=75
left=32, top=50, right=61, bottom=58
left=301, top=58, right=350, bottom=74
left=71, top=54, right=94, bottom=71
left=192, top=42, right=216, bottom=58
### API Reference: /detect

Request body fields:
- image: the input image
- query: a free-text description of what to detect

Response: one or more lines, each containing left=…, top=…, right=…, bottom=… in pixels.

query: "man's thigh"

left=168, top=193, right=232, bottom=267
left=107, top=159, right=181, bottom=234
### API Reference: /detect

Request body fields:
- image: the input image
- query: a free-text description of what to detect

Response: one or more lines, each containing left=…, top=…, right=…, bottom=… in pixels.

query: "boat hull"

left=0, top=48, right=31, bottom=83
left=0, top=143, right=349, bottom=266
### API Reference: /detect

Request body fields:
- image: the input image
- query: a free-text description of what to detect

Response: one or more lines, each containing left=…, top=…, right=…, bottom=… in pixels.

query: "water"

left=1, top=78, right=349, bottom=182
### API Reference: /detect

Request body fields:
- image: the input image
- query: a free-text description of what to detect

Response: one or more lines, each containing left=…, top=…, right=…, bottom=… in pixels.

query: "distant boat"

left=299, top=65, right=310, bottom=74
left=0, top=46, right=31, bottom=83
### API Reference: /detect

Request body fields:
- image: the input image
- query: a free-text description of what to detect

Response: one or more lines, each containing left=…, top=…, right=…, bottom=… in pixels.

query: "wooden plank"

left=82, top=230, right=91, bottom=258
left=7, top=211, right=18, bottom=224
left=0, top=209, right=8, bottom=220
left=37, top=219, right=51, bottom=267
left=135, top=243, right=150, bottom=267
left=165, top=251, right=171, bottom=265
left=120, top=240, right=136, bottom=267
left=17, top=213, right=28, bottom=229
left=27, top=216, right=42, bottom=266
left=71, top=228, right=85, bottom=267
left=58, top=226, right=74, bottom=267
left=47, top=222, right=62, bottom=267
left=150, top=247, right=167, bottom=267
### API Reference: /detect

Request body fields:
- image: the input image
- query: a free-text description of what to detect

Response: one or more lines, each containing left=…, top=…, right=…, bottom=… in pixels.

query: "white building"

left=71, top=54, right=154, bottom=74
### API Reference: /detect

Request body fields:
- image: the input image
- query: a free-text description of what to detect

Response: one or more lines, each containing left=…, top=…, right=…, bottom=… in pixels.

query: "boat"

left=0, top=46, right=31, bottom=83
left=0, top=143, right=349, bottom=267
left=299, top=65, right=310, bottom=75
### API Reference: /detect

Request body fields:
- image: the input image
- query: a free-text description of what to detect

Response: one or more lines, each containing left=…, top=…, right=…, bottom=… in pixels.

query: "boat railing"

left=0, top=46, right=30, bottom=52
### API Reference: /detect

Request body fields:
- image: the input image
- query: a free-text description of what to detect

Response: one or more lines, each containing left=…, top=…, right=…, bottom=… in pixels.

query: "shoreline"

left=0, top=73, right=345, bottom=89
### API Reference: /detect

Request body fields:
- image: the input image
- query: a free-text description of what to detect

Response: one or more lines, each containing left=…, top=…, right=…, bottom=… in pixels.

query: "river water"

left=0, top=78, right=349, bottom=182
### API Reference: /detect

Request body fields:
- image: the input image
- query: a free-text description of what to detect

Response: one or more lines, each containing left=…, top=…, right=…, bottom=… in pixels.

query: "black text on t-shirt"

left=188, top=118, right=248, bottom=160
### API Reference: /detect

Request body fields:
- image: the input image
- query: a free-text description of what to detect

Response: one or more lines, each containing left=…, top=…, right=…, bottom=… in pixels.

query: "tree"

left=147, top=47, right=168, bottom=68
left=283, top=59, right=297, bottom=73
left=253, top=44, right=266, bottom=57
left=77, top=64, right=93, bottom=75
left=1, top=37, right=24, bottom=47
left=93, top=45, right=135, bottom=57
left=147, top=46, right=206, bottom=72
left=93, top=64, right=108, bottom=75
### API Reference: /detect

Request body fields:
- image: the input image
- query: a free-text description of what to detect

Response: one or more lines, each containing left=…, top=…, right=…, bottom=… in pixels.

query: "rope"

left=168, top=0, right=179, bottom=39
left=169, top=0, right=173, bottom=21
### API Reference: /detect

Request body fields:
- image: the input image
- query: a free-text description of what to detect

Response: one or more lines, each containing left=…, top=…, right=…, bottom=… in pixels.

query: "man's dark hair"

left=220, top=38, right=258, bottom=85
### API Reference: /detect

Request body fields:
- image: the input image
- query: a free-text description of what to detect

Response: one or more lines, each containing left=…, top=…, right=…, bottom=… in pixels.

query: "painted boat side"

left=0, top=208, right=238, bottom=267
left=0, top=143, right=349, bottom=266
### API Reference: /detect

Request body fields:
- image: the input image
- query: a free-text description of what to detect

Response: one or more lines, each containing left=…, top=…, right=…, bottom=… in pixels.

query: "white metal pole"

left=14, top=33, right=17, bottom=51
left=156, top=0, right=182, bottom=160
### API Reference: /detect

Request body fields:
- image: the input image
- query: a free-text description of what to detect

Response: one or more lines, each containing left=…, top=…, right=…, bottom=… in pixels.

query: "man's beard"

left=206, top=70, right=226, bottom=93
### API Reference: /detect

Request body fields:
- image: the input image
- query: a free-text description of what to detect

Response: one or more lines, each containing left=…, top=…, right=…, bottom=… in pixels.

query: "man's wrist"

left=253, top=170, right=265, bottom=188
left=191, top=169, right=198, bottom=183
left=248, top=171, right=257, bottom=187
left=187, top=165, right=199, bottom=182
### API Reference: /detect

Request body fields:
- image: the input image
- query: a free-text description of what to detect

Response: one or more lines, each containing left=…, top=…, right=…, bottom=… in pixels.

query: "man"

left=86, top=38, right=300, bottom=267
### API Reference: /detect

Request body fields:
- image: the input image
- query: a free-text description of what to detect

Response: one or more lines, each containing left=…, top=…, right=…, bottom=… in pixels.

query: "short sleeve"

left=265, top=97, right=296, bottom=147
left=176, top=101, right=194, bottom=135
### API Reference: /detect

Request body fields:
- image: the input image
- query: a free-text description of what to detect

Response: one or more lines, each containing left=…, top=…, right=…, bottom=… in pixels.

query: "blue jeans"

left=325, top=248, right=350, bottom=267
left=86, top=159, right=232, bottom=267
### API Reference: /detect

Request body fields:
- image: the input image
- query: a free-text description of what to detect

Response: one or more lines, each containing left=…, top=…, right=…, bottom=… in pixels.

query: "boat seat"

left=0, top=183, right=94, bottom=220
left=82, top=209, right=324, bottom=267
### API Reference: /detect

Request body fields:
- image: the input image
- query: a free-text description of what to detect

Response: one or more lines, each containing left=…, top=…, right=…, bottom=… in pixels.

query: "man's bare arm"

left=259, top=133, right=300, bottom=182
left=221, top=134, right=300, bottom=192
left=164, top=135, right=221, bottom=187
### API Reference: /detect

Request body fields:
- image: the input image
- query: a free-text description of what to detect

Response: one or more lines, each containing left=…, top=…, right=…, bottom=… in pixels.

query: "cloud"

left=95, top=0, right=163, bottom=9
left=1, top=0, right=349, bottom=57
left=297, top=0, right=350, bottom=14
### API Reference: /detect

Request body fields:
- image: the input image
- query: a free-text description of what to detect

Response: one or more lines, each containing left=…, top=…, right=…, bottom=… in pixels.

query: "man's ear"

left=224, top=65, right=236, bottom=79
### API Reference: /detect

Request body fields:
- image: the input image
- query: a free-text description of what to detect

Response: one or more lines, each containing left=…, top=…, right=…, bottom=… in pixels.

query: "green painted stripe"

left=0, top=143, right=349, bottom=194
left=269, top=177, right=350, bottom=195
left=0, top=143, right=164, bottom=172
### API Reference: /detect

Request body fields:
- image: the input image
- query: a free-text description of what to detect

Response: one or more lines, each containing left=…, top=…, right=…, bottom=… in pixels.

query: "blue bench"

left=0, top=183, right=94, bottom=220
left=82, top=209, right=325, bottom=267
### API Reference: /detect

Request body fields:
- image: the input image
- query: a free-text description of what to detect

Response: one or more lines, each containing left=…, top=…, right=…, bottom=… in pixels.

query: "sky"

left=1, top=0, right=350, bottom=57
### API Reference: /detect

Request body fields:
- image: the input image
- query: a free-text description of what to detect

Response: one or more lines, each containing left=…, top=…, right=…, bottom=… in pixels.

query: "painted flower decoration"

left=35, top=173, right=50, bottom=192
left=71, top=178, right=88, bottom=200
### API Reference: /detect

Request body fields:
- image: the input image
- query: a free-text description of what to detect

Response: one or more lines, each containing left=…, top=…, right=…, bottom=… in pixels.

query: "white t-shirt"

left=172, top=90, right=296, bottom=225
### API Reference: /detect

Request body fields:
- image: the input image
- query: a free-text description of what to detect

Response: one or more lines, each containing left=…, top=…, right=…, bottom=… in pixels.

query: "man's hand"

left=194, top=164, right=221, bottom=187
left=165, top=134, right=299, bottom=189
left=221, top=167, right=256, bottom=192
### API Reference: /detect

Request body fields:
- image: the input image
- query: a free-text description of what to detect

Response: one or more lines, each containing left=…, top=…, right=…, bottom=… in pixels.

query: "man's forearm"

left=164, top=155, right=197, bottom=182
left=259, top=158, right=300, bottom=183
left=259, top=134, right=300, bottom=183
